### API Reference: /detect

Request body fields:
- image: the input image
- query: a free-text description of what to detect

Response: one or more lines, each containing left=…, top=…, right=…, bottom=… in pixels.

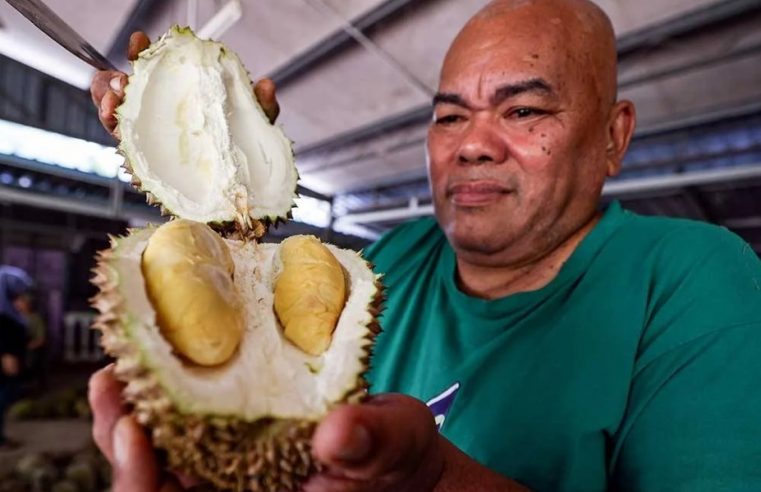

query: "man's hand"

left=90, top=32, right=147, bottom=139
left=90, top=31, right=280, bottom=140
left=304, top=394, right=444, bottom=492
left=90, top=366, right=528, bottom=492
left=89, top=367, right=443, bottom=492
left=305, top=394, right=530, bottom=492
left=89, top=365, right=193, bottom=492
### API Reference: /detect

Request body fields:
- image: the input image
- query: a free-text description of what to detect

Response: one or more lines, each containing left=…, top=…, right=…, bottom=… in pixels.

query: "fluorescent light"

left=0, top=119, right=125, bottom=181
left=292, top=195, right=332, bottom=228
left=197, top=0, right=243, bottom=39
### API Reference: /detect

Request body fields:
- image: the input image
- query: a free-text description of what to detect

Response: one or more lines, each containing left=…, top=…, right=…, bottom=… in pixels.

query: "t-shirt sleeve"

left=609, top=226, right=761, bottom=491
left=363, top=217, right=441, bottom=279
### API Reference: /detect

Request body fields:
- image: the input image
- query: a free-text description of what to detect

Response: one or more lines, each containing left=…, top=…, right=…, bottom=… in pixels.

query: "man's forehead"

left=444, top=5, right=576, bottom=69
left=440, top=25, right=567, bottom=89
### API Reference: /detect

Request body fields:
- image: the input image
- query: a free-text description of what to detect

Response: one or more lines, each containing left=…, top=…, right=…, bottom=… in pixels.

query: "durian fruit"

left=90, top=26, right=383, bottom=492
left=116, top=26, right=298, bottom=237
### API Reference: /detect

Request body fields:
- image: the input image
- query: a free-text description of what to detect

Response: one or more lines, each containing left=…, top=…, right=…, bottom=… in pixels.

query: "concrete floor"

left=0, top=419, right=93, bottom=474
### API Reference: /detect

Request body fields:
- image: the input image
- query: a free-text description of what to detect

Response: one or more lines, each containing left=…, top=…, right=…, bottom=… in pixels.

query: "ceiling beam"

left=297, top=105, right=431, bottom=156
left=633, top=100, right=761, bottom=139
left=616, top=0, right=761, bottom=57
left=268, top=0, right=433, bottom=89
left=0, top=185, right=154, bottom=222
left=297, top=184, right=331, bottom=202
left=603, top=164, right=761, bottom=196
left=619, top=40, right=761, bottom=90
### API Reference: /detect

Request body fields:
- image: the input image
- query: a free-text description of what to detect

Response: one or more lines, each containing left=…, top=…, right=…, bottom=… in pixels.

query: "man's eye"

left=510, top=107, right=544, bottom=119
left=435, top=114, right=465, bottom=125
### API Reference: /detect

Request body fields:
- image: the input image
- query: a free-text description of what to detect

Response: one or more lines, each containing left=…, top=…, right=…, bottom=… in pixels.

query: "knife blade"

left=5, top=0, right=116, bottom=71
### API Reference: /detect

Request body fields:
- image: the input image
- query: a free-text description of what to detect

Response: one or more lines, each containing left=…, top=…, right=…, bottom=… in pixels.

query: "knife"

left=5, top=0, right=117, bottom=71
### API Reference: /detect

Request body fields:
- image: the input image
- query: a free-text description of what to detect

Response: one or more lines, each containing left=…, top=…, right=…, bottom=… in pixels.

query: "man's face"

left=427, top=10, right=616, bottom=265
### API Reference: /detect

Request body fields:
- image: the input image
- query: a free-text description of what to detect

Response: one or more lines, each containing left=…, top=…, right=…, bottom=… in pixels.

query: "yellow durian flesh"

left=141, top=219, right=244, bottom=366
left=274, top=235, right=347, bottom=356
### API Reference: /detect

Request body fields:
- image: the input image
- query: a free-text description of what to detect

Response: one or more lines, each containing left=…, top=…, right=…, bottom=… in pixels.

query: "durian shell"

left=114, top=26, right=299, bottom=239
left=90, top=230, right=384, bottom=491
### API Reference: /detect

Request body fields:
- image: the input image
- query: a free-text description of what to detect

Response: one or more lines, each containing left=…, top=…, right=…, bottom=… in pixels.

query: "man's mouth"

left=446, top=181, right=512, bottom=207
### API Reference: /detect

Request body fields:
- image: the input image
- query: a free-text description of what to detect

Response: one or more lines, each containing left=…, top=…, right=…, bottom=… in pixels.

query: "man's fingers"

left=312, top=394, right=439, bottom=480
left=99, top=90, right=122, bottom=136
left=253, top=78, right=280, bottom=124
left=91, top=70, right=126, bottom=107
left=88, top=365, right=126, bottom=463
left=112, top=415, right=161, bottom=492
left=128, top=32, right=151, bottom=61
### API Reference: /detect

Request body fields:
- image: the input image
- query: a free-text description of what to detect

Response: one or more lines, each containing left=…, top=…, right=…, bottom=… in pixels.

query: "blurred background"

left=0, top=0, right=759, bottom=489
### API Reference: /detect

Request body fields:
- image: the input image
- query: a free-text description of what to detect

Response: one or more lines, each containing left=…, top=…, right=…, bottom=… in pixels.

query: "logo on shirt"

left=426, top=382, right=460, bottom=431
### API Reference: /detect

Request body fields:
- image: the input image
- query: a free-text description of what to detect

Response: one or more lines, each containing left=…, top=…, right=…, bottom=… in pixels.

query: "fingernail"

left=110, top=76, right=122, bottom=92
left=337, top=424, right=372, bottom=462
left=113, top=416, right=130, bottom=467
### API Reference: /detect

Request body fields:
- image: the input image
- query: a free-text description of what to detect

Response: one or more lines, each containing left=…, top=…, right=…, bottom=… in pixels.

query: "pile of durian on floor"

left=90, top=26, right=383, bottom=492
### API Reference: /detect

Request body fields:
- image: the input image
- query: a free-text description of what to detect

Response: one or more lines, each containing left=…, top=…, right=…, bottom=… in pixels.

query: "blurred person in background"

left=16, top=292, right=47, bottom=392
left=0, top=266, right=33, bottom=450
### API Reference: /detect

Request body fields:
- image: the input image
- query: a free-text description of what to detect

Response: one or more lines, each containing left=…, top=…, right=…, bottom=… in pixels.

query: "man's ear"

left=605, top=100, right=636, bottom=177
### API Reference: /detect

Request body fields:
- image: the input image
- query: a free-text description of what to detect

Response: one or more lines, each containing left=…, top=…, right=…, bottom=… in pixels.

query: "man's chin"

left=446, top=225, right=512, bottom=256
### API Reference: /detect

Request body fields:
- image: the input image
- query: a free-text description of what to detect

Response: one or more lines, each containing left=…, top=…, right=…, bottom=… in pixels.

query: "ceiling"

left=0, top=0, right=760, bottom=247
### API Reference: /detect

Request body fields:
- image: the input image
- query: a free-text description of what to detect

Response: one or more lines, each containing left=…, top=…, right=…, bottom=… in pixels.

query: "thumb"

left=112, top=415, right=161, bottom=492
left=312, top=394, right=440, bottom=480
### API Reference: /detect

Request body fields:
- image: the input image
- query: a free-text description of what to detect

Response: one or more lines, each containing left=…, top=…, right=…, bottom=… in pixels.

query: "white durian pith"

left=116, top=26, right=298, bottom=229
left=104, top=227, right=377, bottom=420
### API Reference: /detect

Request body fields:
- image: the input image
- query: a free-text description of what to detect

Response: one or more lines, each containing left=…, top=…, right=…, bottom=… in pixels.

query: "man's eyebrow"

left=432, top=79, right=555, bottom=109
left=493, top=79, right=555, bottom=104
left=432, top=92, right=471, bottom=109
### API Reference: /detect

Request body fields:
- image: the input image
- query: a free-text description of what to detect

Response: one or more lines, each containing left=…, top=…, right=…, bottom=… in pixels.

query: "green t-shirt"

left=364, top=202, right=761, bottom=492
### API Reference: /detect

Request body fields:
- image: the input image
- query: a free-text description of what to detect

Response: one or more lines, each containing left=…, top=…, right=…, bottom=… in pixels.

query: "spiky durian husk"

left=90, top=231, right=384, bottom=492
left=114, top=26, right=299, bottom=239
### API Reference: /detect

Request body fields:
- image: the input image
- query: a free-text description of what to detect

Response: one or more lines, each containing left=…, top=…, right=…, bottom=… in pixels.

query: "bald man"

left=89, top=0, right=761, bottom=491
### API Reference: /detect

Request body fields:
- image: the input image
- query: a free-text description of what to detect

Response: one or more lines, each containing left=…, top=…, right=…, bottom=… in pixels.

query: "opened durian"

left=90, top=26, right=382, bottom=492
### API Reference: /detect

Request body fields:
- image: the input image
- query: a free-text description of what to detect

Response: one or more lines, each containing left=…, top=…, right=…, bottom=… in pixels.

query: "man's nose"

left=457, top=120, right=507, bottom=165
